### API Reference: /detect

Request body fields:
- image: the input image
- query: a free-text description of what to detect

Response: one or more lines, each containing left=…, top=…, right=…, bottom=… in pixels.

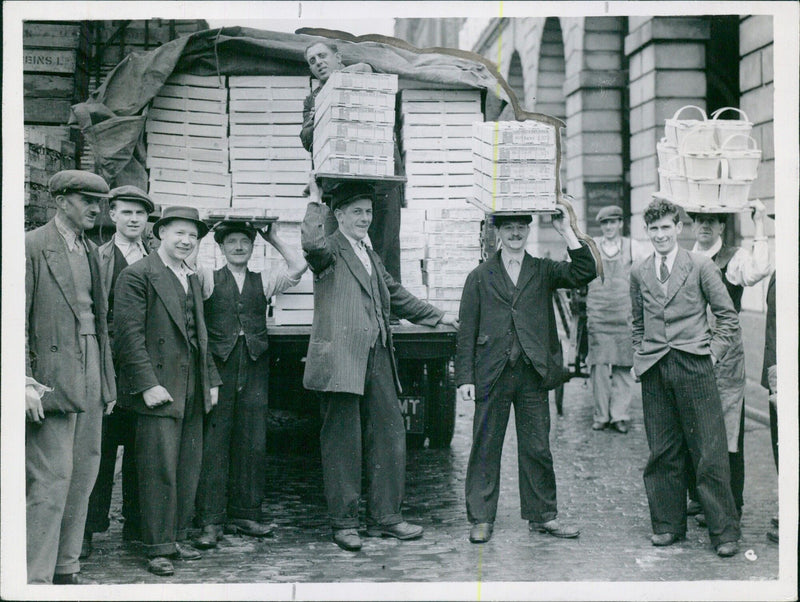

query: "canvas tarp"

left=71, top=26, right=513, bottom=189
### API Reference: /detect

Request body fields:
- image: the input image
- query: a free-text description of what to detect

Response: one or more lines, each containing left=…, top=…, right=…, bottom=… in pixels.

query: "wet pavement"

left=79, top=379, right=780, bottom=584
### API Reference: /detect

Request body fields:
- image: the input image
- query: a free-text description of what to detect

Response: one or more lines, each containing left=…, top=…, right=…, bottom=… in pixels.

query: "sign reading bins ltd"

left=470, top=120, right=561, bottom=214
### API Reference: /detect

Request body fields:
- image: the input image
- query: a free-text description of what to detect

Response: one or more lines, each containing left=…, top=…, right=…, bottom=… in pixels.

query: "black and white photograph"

left=2, top=1, right=797, bottom=600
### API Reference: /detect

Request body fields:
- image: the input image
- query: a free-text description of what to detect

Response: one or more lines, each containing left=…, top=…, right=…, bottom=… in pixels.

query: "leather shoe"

left=695, top=513, right=707, bottom=527
left=529, top=519, right=580, bottom=539
left=651, top=532, right=685, bottom=546
left=193, top=524, right=222, bottom=549
left=611, top=420, right=629, bottom=434
left=147, top=556, right=175, bottom=577
left=686, top=500, right=703, bottom=516
left=173, top=542, right=201, bottom=561
left=53, top=572, right=96, bottom=585
left=766, top=528, right=779, bottom=543
left=469, top=523, right=494, bottom=543
left=333, top=529, right=362, bottom=551
left=227, top=518, right=274, bottom=537
left=715, top=541, right=739, bottom=557
left=366, top=521, right=424, bottom=540
left=591, top=421, right=607, bottom=431
left=79, top=534, right=92, bottom=560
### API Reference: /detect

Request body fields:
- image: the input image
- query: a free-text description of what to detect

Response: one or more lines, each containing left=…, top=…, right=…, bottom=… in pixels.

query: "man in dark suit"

left=25, top=170, right=117, bottom=584
left=83, top=185, right=154, bottom=556
left=113, top=206, right=221, bottom=576
left=301, top=178, right=458, bottom=551
left=455, top=209, right=596, bottom=544
left=631, top=198, right=741, bottom=557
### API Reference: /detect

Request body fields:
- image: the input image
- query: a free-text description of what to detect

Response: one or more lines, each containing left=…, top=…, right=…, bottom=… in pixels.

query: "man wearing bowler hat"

left=456, top=209, right=596, bottom=544
left=25, top=170, right=116, bottom=583
left=83, top=185, right=154, bottom=556
left=113, top=205, right=221, bottom=576
left=301, top=177, right=459, bottom=551
left=192, top=219, right=306, bottom=549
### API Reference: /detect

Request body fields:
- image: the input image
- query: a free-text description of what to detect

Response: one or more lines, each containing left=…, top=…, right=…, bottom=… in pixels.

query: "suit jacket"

left=455, top=246, right=597, bottom=394
left=97, top=237, right=149, bottom=340
left=25, top=220, right=116, bottom=413
left=301, top=202, right=443, bottom=395
left=113, top=252, right=221, bottom=418
left=630, top=248, right=740, bottom=377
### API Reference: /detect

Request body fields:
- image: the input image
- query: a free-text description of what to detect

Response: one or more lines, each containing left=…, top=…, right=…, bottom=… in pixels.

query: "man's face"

left=335, top=198, right=373, bottom=241
left=220, top=231, right=254, bottom=267
left=691, top=214, right=724, bottom=246
left=646, top=215, right=682, bottom=255
left=497, top=220, right=530, bottom=252
left=158, top=219, right=199, bottom=263
left=110, top=200, right=148, bottom=242
left=600, top=218, right=622, bottom=240
left=305, top=43, right=343, bottom=83
left=58, top=192, right=101, bottom=232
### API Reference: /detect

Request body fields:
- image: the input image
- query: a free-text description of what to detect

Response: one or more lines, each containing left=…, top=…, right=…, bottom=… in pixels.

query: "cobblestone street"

left=76, top=377, right=781, bottom=588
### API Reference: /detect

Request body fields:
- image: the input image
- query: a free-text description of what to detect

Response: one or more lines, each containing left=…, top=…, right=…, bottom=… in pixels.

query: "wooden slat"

left=157, top=84, right=228, bottom=102
left=24, top=98, right=72, bottom=123
left=23, top=48, right=77, bottom=74
left=24, top=74, right=76, bottom=98
left=145, top=119, right=227, bottom=138
left=148, top=107, right=228, bottom=126
left=228, top=76, right=310, bottom=88
left=229, top=87, right=309, bottom=101
left=152, top=95, right=227, bottom=114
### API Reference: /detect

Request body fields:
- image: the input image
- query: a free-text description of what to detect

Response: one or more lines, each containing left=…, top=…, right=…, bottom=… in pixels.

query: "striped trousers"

left=640, top=349, right=740, bottom=546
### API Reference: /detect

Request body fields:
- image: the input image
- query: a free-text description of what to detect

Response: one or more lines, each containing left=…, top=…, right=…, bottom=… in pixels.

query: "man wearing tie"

left=456, top=210, right=596, bottom=544
left=83, top=186, right=154, bottom=556
left=630, top=199, right=741, bottom=557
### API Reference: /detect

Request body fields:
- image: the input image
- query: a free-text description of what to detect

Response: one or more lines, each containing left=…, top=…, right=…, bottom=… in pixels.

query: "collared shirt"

left=157, top=246, right=193, bottom=293
left=54, top=213, right=86, bottom=254
left=501, top=248, right=525, bottom=286
left=114, top=232, right=147, bottom=264
left=341, top=231, right=373, bottom=276
left=654, top=244, right=679, bottom=276
left=691, top=237, right=771, bottom=287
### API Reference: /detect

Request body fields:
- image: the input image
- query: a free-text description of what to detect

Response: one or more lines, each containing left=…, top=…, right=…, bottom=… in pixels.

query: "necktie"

left=659, top=255, right=669, bottom=283
left=358, top=241, right=372, bottom=276
left=507, top=258, right=520, bottom=286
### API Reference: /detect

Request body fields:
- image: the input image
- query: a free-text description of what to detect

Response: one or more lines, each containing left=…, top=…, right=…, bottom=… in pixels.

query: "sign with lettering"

left=23, top=49, right=76, bottom=74
left=398, top=396, right=425, bottom=434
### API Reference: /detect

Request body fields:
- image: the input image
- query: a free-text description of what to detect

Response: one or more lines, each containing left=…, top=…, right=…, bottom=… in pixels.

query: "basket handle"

left=678, top=125, right=718, bottom=155
left=670, top=105, right=707, bottom=122
left=711, top=107, right=750, bottom=122
left=719, top=158, right=729, bottom=180
left=720, top=134, right=758, bottom=151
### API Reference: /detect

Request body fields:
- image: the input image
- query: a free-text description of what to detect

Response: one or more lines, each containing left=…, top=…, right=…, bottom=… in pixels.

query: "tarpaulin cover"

left=71, top=26, right=512, bottom=188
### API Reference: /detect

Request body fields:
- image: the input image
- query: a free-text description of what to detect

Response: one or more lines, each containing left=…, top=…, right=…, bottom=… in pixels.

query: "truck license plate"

left=398, top=396, right=425, bottom=434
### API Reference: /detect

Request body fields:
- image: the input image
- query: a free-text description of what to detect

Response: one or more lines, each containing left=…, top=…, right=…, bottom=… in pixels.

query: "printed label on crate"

left=473, top=139, right=557, bottom=162
left=315, top=88, right=396, bottom=114
left=323, top=71, right=398, bottom=93
left=316, top=156, right=394, bottom=177
left=313, top=137, right=394, bottom=163
left=314, top=104, right=395, bottom=126
left=472, top=121, right=556, bottom=146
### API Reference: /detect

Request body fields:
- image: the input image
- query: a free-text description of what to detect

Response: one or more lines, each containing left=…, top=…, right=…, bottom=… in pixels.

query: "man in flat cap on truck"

left=192, top=219, right=306, bottom=549
left=25, top=170, right=117, bottom=584
left=301, top=176, right=458, bottom=552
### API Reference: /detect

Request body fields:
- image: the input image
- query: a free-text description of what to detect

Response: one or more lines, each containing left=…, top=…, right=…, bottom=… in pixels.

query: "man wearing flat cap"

left=585, top=205, right=648, bottom=434
left=113, top=205, right=221, bottom=576
left=192, top=219, right=306, bottom=549
left=25, top=170, right=116, bottom=583
left=301, top=176, right=459, bottom=552
left=83, top=185, right=154, bottom=556
left=456, top=208, right=596, bottom=544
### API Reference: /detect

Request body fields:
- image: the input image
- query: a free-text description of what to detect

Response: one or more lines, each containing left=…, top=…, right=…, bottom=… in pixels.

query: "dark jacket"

left=25, top=220, right=116, bottom=413
left=455, top=245, right=597, bottom=394
left=761, top=271, right=776, bottom=390
left=113, top=252, right=221, bottom=418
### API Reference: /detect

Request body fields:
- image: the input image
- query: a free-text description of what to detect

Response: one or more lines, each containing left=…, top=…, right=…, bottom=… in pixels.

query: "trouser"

left=196, top=337, right=268, bottom=526
left=640, top=350, right=740, bottom=546
left=136, top=352, right=203, bottom=557
left=687, top=403, right=746, bottom=516
left=318, top=341, right=405, bottom=530
left=85, top=405, right=139, bottom=535
left=26, top=335, right=102, bottom=582
left=465, top=360, right=557, bottom=525
left=368, top=187, right=402, bottom=283
left=769, top=400, right=778, bottom=471
left=590, top=363, right=633, bottom=424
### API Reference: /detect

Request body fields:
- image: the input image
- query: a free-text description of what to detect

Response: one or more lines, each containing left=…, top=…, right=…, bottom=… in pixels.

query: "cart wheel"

left=424, top=359, right=457, bottom=449
left=555, top=384, right=564, bottom=416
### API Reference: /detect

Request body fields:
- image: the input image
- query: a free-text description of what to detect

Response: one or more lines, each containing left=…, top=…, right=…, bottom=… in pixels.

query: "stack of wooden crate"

left=146, top=73, right=231, bottom=208
left=229, top=76, right=311, bottom=207
left=24, top=127, right=77, bottom=228
left=398, top=208, right=427, bottom=299
left=264, top=207, right=312, bottom=326
left=399, top=89, right=482, bottom=210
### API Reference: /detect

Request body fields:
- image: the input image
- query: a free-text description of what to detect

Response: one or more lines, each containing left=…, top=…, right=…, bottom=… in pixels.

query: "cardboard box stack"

left=399, top=89, right=483, bottom=210
left=229, top=76, right=311, bottom=207
left=471, top=120, right=558, bottom=213
left=146, top=73, right=231, bottom=208
left=313, top=72, right=398, bottom=177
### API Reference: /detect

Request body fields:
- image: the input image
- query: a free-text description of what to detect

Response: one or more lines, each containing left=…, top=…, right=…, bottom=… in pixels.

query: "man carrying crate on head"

left=192, top=218, right=307, bottom=549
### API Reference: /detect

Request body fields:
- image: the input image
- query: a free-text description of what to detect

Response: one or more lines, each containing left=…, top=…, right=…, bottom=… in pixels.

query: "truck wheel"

left=424, top=359, right=456, bottom=448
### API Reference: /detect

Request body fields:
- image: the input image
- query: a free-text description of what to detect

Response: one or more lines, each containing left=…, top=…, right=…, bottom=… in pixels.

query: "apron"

left=585, top=237, right=634, bottom=367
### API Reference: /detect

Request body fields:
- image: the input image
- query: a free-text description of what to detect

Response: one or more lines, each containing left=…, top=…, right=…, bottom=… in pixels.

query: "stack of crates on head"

left=146, top=73, right=231, bottom=208
left=228, top=76, right=312, bottom=207
left=399, top=89, right=483, bottom=210
left=267, top=207, right=313, bottom=325
left=313, top=72, right=398, bottom=177
left=471, top=120, right=558, bottom=212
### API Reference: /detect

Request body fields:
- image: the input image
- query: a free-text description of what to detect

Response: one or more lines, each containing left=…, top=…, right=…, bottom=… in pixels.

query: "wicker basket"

left=665, top=105, right=714, bottom=150
left=720, top=134, right=761, bottom=181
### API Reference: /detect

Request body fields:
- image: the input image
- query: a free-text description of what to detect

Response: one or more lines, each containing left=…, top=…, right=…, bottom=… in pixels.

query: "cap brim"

left=110, top=196, right=155, bottom=213
left=152, top=216, right=210, bottom=240
left=74, top=190, right=111, bottom=199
